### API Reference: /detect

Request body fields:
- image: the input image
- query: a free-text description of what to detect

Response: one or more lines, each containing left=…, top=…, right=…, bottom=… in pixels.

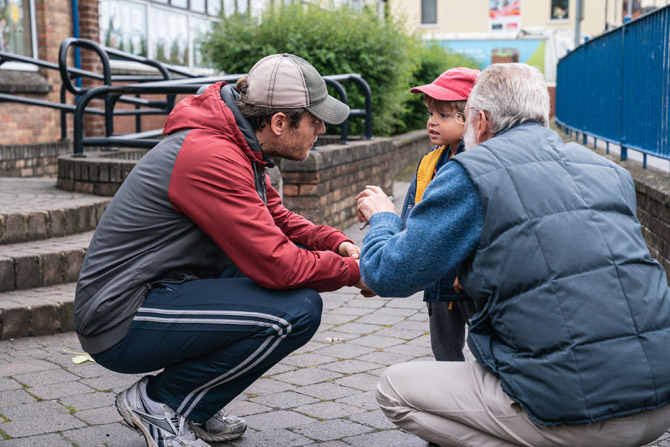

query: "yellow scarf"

left=415, top=145, right=448, bottom=205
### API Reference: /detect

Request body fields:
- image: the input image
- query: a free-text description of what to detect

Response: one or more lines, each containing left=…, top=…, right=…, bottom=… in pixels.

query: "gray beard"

left=463, top=123, right=479, bottom=150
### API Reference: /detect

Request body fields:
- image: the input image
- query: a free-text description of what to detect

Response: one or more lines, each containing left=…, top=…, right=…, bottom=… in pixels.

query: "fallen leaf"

left=63, top=348, right=95, bottom=364
left=71, top=354, right=95, bottom=364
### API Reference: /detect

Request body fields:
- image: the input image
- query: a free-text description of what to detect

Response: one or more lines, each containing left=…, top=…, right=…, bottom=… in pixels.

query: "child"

left=401, top=67, right=480, bottom=361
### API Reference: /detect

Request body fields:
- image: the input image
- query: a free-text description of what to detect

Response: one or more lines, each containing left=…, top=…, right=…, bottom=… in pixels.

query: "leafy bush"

left=203, top=3, right=477, bottom=136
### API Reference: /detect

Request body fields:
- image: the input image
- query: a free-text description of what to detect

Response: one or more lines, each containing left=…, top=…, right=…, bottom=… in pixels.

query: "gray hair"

left=467, top=63, right=549, bottom=134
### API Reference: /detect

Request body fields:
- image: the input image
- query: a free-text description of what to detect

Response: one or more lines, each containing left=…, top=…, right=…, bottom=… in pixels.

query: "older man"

left=356, top=63, right=670, bottom=446
left=75, top=54, right=367, bottom=447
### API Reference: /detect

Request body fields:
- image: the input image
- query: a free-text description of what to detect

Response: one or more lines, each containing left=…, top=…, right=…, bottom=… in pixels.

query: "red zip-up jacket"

left=74, top=82, right=359, bottom=354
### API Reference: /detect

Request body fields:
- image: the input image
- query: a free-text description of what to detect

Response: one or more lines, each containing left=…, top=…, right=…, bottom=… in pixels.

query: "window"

left=0, top=0, right=36, bottom=57
left=550, top=0, right=569, bottom=20
left=191, top=0, right=206, bottom=14
left=207, top=0, right=221, bottom=16
left=222, top=0, right=253, bottom=16
left=191, top=16, right=210, bottom=67
left=421, top=0, right=437, bottom=25
left=150, top=7, right=189, bottom=65
left=100, top=0, right=231, bottom=68
left=100, top=0, right=148, bottom=56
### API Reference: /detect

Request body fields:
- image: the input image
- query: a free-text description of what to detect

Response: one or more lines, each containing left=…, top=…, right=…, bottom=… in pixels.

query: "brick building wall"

left=0, top=0, right=101, bottom=148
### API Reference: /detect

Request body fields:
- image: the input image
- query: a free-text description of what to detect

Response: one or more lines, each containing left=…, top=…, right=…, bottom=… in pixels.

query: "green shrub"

left=202, top=3, right=477, bottom=136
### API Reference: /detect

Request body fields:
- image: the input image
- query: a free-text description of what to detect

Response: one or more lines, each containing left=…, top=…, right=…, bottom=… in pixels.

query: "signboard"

left=438, top=38, right=546, bottom=74
left=489, top=0, right=521, bottom=32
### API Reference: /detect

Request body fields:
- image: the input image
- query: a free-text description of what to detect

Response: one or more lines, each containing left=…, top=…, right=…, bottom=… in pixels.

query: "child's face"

left=425, top=103, right=465, bottom=150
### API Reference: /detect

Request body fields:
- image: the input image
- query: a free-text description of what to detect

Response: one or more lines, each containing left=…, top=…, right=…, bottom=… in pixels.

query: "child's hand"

left=453, top=277, right=463, bottom=293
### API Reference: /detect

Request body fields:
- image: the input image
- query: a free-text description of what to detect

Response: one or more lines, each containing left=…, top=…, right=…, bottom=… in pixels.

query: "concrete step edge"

left=0, top=231, right=94, bottom=293
left=0, top=201, right=109, bottom=245
left=0, top=282, right=76, bottom=340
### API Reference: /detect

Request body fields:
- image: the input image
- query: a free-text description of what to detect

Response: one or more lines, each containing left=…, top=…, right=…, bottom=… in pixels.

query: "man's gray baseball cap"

left=246, top=53, right=350, bottom=125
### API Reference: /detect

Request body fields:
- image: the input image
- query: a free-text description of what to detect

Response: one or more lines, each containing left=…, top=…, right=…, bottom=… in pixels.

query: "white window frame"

left=0, top=0, right=39, bottom=72
left=549, top=0, right=570, bottom=23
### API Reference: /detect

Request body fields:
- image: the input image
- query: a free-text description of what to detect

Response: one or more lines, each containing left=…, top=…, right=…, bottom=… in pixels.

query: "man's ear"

left=477, top=110, right=494, bottom=142
left=269, top=112, right=287, bottom=136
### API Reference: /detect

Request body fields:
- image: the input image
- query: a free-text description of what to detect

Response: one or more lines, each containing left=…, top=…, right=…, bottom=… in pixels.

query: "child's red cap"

left=410, top=67, right=480, bottom=101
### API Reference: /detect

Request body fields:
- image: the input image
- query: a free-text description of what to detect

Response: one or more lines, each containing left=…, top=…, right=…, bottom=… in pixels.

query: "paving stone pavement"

left=0, top=180, right=669, bottom=446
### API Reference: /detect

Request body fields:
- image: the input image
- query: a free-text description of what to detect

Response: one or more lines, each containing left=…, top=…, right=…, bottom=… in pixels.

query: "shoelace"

left=171, top=414, right=198, bottom=441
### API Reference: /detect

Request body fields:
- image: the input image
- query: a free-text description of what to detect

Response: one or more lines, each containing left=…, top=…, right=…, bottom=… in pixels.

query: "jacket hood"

left=163, top=82, right=271, bottom=167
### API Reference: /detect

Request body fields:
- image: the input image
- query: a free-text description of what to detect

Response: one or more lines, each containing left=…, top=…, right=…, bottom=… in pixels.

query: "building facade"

left=393, top=0, right=668, bottom=37
left=1, top=0, right=666, bottom=150
left=390, top=0, right=669, bottom=86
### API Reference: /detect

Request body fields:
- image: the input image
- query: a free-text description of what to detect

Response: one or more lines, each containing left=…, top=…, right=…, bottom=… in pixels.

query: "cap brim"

left=410, top=84, right=468, bottom=101
left=306, top=95, right=350, bottom=125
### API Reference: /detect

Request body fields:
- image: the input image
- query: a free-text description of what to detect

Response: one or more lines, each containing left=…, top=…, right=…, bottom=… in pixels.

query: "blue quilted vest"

left=455, top=122, right=670, bottom=426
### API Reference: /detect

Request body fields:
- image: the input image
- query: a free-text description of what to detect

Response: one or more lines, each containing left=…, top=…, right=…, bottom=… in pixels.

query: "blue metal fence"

left=556, top=4, right=670, bottom=168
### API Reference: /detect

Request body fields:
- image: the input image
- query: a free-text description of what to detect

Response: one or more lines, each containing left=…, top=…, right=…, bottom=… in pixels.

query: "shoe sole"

left=190, top=422, right=246, bottom=443
left=115, top=389, right=159, bottom=447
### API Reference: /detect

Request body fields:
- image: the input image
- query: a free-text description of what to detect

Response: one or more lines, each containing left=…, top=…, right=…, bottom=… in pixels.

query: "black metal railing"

left=1, top=37, right=374, bottom=157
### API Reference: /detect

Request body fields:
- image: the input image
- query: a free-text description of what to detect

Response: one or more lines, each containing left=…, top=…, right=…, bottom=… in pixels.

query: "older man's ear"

left=476, top=110, right=495, bottom=144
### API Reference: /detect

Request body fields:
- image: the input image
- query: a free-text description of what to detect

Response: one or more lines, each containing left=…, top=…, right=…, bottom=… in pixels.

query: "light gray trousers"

left=376, top=360, right=670, bottom=447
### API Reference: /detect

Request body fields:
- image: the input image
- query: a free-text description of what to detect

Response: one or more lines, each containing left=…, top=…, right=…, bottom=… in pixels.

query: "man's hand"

left=338, top=241, right=360, bottom=260
left=356, top=185, right=397, bottom=224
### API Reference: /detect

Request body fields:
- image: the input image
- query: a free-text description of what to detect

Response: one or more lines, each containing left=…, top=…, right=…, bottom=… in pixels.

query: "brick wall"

left=57, top=132, right=431, bottom=228
left=0, top=141, right=72, bottom=177
left=77, top=0, right=105, bottom=138
left=0, top=0, right=100, bottom=146
left=57, top=149, right=146, bottom=196
left=279, top=131, right=429, bottom=229
left=634, top=170, right=670, bottom=280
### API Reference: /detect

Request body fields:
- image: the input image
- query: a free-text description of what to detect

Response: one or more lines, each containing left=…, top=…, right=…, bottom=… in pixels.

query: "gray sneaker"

left=190, top=409, right=247, bottom=442
left=115, top=376, right=210, bottom=447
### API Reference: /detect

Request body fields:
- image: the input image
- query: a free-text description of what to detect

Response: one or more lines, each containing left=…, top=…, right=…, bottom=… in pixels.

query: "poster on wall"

left=438, top=39, right=545, bottom=74
left=489, top=0, right=521, bottom=32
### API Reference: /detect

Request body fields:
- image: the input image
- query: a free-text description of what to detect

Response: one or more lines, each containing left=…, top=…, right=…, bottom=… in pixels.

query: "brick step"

left=0, top=231, right=93, bottom=293
left=0, top=282, right=76, bottom=339
left=0, top=177, right=110, bottom=245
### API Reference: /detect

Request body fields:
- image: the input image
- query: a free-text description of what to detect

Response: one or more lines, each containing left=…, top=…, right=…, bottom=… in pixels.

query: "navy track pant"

left=92, top=277, right=322, bottom=424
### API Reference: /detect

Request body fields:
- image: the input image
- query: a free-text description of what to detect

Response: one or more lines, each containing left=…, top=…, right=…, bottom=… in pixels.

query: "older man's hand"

left=356, top=185, right=397, bottom=224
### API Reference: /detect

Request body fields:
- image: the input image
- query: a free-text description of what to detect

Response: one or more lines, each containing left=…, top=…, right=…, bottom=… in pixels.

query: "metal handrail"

left=71, top=75, right=374, bottom=156
left=1, top=41, right=183, bottom=139
left=324, top=73, right=373, bottom=141
left=72, top=81, right=237, bottom=156
left=2, top=38, right=375, bottom=156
